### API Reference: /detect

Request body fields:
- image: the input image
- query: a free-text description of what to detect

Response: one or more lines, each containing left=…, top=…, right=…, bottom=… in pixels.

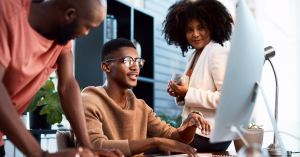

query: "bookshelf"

left=74, top=0, right=155, bottom=109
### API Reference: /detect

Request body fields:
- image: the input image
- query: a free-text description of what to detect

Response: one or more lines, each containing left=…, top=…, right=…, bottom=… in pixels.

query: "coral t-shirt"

left=0, top=0, right=72, bottom=145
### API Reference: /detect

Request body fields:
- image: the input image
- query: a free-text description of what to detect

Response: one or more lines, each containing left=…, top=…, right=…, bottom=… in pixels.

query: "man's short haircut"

left=101, top=38, right=136, bottom=62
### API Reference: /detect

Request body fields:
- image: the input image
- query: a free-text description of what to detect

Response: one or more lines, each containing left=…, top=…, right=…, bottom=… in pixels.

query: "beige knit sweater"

left=77, top=86, right=177, bottom=156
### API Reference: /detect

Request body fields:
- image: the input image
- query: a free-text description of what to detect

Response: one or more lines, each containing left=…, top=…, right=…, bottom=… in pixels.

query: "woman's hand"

left=177, top=112, right=211, bottom=135
left=167, top=81, right=178, bottom=97
left=168, top=80, right=189, bottom=97
left=154, top=137, right=198, bottom=157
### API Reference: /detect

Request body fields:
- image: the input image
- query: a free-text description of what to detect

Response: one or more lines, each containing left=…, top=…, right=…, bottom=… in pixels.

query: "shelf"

left=134, top=9, right=154, bottom=79
left=107, top=0, right=131, bottom=40
left=138, top=76, right=154, bottom=83
left=74, top=0, right=154, bottom=108
left=133, top=81, right=154, bottom=109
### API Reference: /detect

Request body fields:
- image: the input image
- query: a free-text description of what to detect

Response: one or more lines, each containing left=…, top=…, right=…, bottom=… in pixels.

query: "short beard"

left=54, top=19, right=78, bottom=45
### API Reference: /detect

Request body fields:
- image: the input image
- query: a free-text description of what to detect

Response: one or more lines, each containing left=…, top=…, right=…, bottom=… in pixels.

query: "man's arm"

left=56, top=50, right=92, bottom=148
left=171, top=113, right=211, bottom=144
left=56, top=51, right=123, bottom=157
left=0, top=63, right=44, bottom=157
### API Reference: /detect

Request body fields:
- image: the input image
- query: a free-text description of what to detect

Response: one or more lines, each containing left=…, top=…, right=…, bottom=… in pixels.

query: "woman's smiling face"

left=185, top=19, right=211, bottom=52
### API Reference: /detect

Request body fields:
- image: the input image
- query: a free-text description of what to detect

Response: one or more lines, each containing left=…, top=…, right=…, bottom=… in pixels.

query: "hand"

left=154, top=137, right=198, bottom=157
left=177, top=113, right=211, bottom=135
left=46, top=147, right=93, bottom=157
left=168, top=80, right=189, bottom=97
left=167, top=81, right=178, bottom=97
left=91, top=148, right=124, bottom=157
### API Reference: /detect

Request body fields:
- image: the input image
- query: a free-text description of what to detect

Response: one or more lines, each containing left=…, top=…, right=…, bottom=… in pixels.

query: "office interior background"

left=4, top=0, right=300, bottom=156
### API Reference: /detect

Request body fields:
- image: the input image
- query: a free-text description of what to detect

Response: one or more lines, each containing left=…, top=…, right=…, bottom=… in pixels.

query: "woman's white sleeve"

left=184, top=50, right=228, bottom=109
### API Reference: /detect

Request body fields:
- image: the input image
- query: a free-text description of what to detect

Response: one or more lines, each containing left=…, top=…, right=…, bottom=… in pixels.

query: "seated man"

left=74, top=38, right=211, bottom=156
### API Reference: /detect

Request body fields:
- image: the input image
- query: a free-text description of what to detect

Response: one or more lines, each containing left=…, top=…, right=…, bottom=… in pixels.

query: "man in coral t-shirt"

left=0, top=0, right=123, bottom=156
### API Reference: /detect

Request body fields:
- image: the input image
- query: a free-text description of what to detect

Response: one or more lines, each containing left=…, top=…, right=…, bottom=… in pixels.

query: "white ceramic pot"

left=234, top=129, right=264, bottom=153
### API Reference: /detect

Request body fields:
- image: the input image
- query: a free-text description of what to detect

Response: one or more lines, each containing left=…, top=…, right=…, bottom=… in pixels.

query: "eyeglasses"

left=105, top=56, right=145, bottom=68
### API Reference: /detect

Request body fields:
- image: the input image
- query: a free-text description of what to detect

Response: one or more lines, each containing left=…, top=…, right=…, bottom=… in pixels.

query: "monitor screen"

left=210, top=0, right=265, bottom=143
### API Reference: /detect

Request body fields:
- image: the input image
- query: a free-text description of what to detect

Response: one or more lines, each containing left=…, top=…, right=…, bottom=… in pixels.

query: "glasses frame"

left=105, top=56, right=145, bottom=68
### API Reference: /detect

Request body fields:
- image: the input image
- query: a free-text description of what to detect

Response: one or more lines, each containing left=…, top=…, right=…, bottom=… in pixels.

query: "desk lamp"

left=264, top=46, right=291, bottom=156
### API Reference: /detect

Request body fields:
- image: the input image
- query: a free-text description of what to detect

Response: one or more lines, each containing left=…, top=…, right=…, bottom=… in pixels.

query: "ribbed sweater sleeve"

left=144, top=100, right=177, bottom=138
left=82, top=89, right=132, bottom=156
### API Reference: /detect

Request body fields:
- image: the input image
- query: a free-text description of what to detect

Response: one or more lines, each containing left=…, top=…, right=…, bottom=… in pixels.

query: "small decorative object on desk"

left=237, top=144, right=269, bottom=157
left=234, top=123, right=264, bottom=153
left=171, top=73, right=189, bottom=85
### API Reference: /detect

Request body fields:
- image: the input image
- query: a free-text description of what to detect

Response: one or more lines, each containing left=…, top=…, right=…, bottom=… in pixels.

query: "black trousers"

left=190, top=134, right=231, bottom=151
left=0, top=144, right=5, bottom=157
left=144, top=134, right=231, bottom=155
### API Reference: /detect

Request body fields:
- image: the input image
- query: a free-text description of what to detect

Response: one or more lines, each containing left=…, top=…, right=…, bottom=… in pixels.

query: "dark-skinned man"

left=72, top=38, right=211, bottom=157
left=0, top=0, right=123, bottom=156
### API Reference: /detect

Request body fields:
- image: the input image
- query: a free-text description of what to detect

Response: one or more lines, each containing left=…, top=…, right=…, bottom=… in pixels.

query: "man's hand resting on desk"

left=178, top=112, right=211, bottom=135
left=45, top=147, right=123, bottom=157
left=152, top=138, right=198, bottom=157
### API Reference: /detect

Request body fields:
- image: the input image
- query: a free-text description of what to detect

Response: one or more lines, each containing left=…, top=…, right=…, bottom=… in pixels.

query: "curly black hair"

left=101, top=38, right=136, bottom=62
left=163, top=0, right=233, bottom=56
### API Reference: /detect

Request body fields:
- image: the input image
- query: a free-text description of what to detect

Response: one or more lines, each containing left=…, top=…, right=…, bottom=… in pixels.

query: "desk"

left=142, top=151, right=300, bottom=157
left=29, top=129, right=69, bottom=144
left=142, top=151, right=236, bottom=157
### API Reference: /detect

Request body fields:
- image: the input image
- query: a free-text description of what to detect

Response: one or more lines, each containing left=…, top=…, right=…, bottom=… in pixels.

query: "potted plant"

left=26, top=77, right=64, bottom=129
left=156, top=111, right=182, bottom=128
left=234, top=122, right=264, bottom=153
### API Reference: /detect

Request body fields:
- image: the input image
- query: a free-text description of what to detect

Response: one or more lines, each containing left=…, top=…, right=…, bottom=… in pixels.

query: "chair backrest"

left=56, top=131, right=75, bottom=150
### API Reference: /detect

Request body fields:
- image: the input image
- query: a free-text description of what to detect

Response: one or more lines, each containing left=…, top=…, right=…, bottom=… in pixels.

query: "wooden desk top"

left=141, top=151, right=237, bottom=157
left=141, top=151, right=300, bottom=157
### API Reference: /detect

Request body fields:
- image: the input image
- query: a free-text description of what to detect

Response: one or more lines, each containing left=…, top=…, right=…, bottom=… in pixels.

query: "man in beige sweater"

left=76, top=38, right=211, bottom=157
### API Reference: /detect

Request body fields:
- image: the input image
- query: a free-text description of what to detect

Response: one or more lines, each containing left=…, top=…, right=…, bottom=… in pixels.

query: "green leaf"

left=42, top=80, right=55, bottom=91
left=46, top=109, right=63, bottom=125
left=39, top=92, right=64, bottom=125
left=156, top=111, right=182, bottom=128
left=26, top=91, right=43, bottom=112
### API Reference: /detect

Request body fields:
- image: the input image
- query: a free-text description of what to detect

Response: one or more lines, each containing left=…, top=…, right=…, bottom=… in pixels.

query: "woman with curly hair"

left=164, top=0, right=233, bottom=151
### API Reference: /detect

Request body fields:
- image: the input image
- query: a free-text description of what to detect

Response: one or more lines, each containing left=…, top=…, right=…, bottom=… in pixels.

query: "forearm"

left=58, top=78, right=92, bottom=148
left=185, top=87, right=220, bottom=109
left=171, top=126, right=197, bottom=144
left=0, top=82, right=43, bottom=157
left=128, top=138, right=158, bottom=155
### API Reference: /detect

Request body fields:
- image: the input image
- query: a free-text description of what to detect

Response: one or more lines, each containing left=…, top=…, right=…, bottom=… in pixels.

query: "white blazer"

left=176, top=40, right=229, bottom=138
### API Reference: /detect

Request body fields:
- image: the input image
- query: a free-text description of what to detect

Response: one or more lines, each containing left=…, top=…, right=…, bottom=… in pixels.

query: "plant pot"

left=29, top=104, right=51, bottom=129
left=234, top=129, right=264, bottom=153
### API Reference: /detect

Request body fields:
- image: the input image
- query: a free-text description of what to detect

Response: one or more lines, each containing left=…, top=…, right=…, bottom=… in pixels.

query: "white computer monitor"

left=210, top=1, right=287, bottom=156
left=210, top=0, right=264, bottom=143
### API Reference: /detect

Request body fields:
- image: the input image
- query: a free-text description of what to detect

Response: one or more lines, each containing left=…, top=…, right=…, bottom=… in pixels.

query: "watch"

left=191, top=111, right=204, bottom=118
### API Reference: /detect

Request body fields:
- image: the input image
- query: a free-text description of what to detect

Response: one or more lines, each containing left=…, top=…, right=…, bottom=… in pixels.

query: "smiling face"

left=185, top=19, right=211, bottom=52
left=104, top=47, right=140, bottom=88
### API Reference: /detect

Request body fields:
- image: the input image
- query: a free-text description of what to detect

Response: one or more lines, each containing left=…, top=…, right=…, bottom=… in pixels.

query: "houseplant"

left=26, top=77, right=64, bottom=127
left=156, top=111, right=182, bottom=128
left=234, top=122, right=264, bottom=153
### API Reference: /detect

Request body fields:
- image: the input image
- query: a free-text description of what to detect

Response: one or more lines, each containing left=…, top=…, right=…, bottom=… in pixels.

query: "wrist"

left=151, top=137, right=161, bottom=148
left=29, top=150, right=45, bottom=157
left=190, top=111, right=203, bottom=118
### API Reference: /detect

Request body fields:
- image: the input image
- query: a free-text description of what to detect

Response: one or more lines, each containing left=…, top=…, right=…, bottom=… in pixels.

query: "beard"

left=54, top=19, right=78, bottom=45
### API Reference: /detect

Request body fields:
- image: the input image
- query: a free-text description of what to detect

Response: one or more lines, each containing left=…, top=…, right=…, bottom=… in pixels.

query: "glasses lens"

left=136, top=59, right=145, bottom=68
left=124, top=57, right=134, bottom=67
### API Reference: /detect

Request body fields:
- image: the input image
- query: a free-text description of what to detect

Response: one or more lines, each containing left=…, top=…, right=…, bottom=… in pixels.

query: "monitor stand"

left=256, top=82, right=288, bottom=157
